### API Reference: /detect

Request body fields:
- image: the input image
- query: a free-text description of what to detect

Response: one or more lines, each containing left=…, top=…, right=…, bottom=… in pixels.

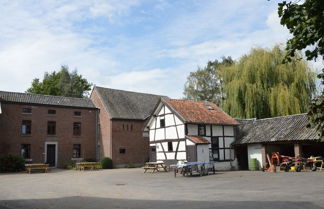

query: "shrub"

left=0, top=154, right=25, bottom=172
left=100, top=157, right=113, bottom=169
left=125, top=163, right=135, bottom=168
left=84, top=158, right=96, bottom=162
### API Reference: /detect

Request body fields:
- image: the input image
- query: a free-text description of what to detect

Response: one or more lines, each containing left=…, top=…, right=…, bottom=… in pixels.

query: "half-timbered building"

left=145, top=98, right=239, bottom=170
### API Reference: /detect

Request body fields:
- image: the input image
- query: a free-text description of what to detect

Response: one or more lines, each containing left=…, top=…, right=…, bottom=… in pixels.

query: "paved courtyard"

left=0, top=168, right=324, bottom=209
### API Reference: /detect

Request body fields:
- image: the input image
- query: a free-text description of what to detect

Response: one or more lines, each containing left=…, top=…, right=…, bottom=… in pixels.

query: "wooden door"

left=186, top=145, right=197, bottom=162
left=46, top=144, right=56, bottom=167
left=149, top=146, right=157, bottom=162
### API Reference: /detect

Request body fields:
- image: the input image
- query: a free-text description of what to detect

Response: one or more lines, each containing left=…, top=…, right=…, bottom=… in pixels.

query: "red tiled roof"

left=164, top=99, right=238, bottom=125
left=186, top=136, right=210, bottom=144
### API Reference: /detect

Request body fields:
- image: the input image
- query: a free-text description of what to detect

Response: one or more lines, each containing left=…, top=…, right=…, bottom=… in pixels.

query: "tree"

left=183, top=57, right=234, bottom=106
left=220, top=46, right=316, bottom=119
left=27, top=66, right=92, bottom=98
left=278, top=0, right=324, bottom=138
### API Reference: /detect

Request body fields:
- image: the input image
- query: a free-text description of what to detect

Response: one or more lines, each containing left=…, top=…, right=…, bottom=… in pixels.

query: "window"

left=119, top=148, right=126, bottom=154
left=198, top=124, right=206, bottom=136
left=21, top=120, right=31, bottom=135
left=168, top=142, right=173, bottom=152
left=73, top=122, right=81, bottom=136
left=210, top=137, right=219, bottom=161
left=160, top=118, right=165, bottom=128
left=73, top=144, right=81, bottom=158
left=205, top=104, right=214, bottom=110
left=74, top=111, right=81, bottom=116
left=48, top=109, right=56, bottom=114
left=22, top=108, right=32, bottom=114
left=47, top=121, right=56, bottom=135
left=130, top=124, right=133, bottom=131
left=210, top=137, right=234, bottom=161
left=21, top=144, right=31, bottom=159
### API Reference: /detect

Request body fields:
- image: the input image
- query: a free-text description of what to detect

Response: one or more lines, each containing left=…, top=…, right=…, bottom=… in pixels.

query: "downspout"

left=95, top=108, right=100, bottom=161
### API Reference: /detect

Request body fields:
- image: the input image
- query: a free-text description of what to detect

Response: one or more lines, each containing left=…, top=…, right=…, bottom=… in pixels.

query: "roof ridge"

left=255, top=113, right=307, bottom=121
left=95, top=86, right=165, bottom=97
left=0, top=90, right=91, bottom=100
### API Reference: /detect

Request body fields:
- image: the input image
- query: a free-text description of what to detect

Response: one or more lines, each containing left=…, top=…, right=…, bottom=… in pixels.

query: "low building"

left=0, top=91, right=98, bottom=168
left=235, top=114, right=323, bottom=170
left=145, top=98, right=239, bottom=170
left=90, top=86, right=163, bottom=167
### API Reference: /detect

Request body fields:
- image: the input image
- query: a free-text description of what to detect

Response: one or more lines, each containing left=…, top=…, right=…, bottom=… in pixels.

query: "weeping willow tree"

left=220, top=45, right=316, bottom=119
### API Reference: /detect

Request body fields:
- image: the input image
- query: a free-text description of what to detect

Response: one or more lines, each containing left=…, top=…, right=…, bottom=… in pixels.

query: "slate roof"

left=164, top=99, right=238, bottom=125
left=94, top=86, right=165, bottom=120
left=236, top=113, right=321, bottom=144
left=186, top=136, right=210, bottom=144
left=0, top=91, right=96, bottom=109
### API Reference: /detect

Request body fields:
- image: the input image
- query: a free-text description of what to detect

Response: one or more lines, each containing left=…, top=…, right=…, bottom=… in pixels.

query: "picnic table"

left=144, top=162, right=168, bottom=173
left=25, top=163, right=49, bottom=174
left=171, top=161, right=216, bottom=177
left=76, top=162, right=101, bottom=171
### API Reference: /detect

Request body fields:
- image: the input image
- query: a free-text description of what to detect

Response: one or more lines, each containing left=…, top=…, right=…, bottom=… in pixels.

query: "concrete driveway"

left=0, top=168, right=323, bottom=209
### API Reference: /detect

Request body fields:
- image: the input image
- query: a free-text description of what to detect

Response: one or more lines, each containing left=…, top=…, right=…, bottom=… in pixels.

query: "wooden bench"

left=25, top=164, right=49, bottom=174
left=76, top=162, right=101, bottom=171
left=144, top=162, right=168, bottom=173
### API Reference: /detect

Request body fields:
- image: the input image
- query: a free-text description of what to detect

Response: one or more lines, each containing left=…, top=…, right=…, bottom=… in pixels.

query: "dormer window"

left=205, top=104, right=214, bottom=110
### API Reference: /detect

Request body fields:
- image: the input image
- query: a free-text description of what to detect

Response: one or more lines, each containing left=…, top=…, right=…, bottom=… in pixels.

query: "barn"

left=235, top=114, right=323, bottom=170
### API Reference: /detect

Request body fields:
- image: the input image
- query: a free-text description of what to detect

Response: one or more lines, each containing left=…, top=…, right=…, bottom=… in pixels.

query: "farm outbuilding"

left=235, top=114, right=323, bottom=170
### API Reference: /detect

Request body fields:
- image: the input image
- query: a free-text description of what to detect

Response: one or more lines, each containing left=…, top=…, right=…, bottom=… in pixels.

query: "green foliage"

left=183, top=57, right=234, bottom=106
left=84, top=158, right=97, bottom=162
left=100, top=157, right=113, bottom=169
left=307, top=69, right=324, bottom=139
left=221, top=46, right=316, bottom=119
left=0, top=154, right=25, bottom=172
left=27, top=66, right=92, bottom=98
left=125, top=163, right=135, bottom=168
left=278, top=0, right=324, bottom=138
left=278, top=0, right=324, bottom=61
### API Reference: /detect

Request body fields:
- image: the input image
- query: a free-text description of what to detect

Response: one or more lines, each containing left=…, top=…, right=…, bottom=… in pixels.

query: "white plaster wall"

left=149, top=119, right=156, bottom=129
left=166, top=152, right=175, bottom=159
left=206, top=125, right=211, bottom=136
left=165, top=114, right=175, bottom=126
left=149, top=129, right=155, bottom=141
left=174, top=116, right=183, bottom=125
left=155, top=129, right=165, bottom=140
left=157, top=152, right=165, bottom=161
left=186, top=139, right=195, bottom=145
left=247, top=144, right=263, bottom=169
left=197, top=145, right=210, bottom=162
left=177, top=152, right=186, bottom=160
left=166, top=127, right=177, bottom=139
left=187, top=124, right=198, bottom=135
left=178, top=141, right=186, bottom=151
left=165, top=105, right=172, bottom=114
left=212, top=125, right=223, bottom=136
left=224, top=126, right=234, bottom=136
left=177, top=125, right=185, bottom=138
left=158, top=106, right=164, bottom=116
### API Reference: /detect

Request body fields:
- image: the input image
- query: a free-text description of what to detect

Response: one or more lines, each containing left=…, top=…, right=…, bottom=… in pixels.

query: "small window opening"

left=48, top=109, right=56, bottom=114
left=119, top=148, right=126, bottom=154
left=160, top=118, right=165, bottom=128
left=205, top=104, right=214, bottom=110
left=168, top=142, right=173, bottom=152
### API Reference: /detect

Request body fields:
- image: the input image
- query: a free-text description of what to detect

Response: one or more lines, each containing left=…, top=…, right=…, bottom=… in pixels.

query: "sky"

left=0, top=0, right=322, bottom=98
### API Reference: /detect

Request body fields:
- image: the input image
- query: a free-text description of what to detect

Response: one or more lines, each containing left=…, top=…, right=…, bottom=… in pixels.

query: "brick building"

left=0, top=91, right=98, bottom=168
left=91, top=86, right=163, bottom=167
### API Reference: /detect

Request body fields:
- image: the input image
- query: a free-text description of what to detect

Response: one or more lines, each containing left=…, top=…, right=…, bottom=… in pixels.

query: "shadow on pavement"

left=0, top=196, right=322, bottom=209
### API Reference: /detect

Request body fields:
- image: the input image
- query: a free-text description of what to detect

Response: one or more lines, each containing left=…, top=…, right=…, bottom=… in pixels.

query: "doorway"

left=45, top=142, right=57, bottom=167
